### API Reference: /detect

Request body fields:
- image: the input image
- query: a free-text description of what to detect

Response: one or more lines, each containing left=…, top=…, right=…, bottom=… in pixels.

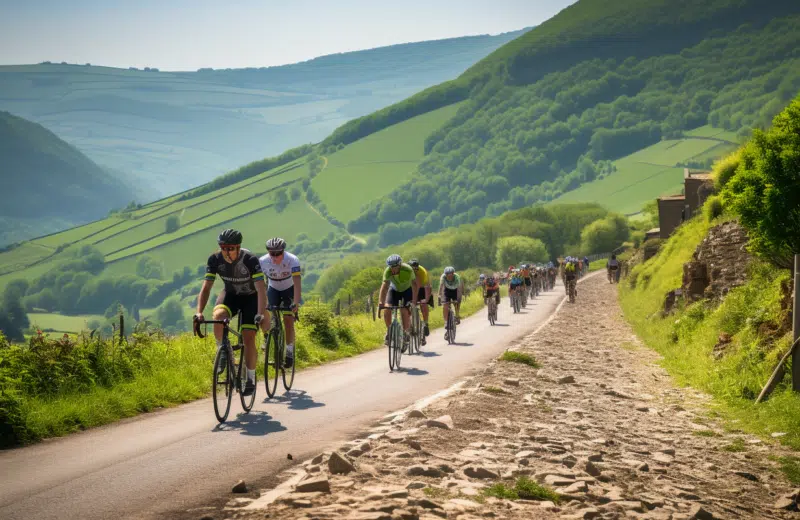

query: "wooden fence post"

left=119, top=313, right=125, bottom=343
left=793, top=255, right=800, bottom=392
left=335, top=299, right=341, bottom=316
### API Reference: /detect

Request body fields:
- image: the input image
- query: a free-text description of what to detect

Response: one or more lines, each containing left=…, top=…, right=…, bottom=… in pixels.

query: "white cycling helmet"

left=444, top=266, right=455, bottom=275
left=386, top=254, right=402, bottom=267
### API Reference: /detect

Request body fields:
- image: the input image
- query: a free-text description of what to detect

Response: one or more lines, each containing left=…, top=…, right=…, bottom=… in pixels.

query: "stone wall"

left=682, top=220, right=752, bottom=301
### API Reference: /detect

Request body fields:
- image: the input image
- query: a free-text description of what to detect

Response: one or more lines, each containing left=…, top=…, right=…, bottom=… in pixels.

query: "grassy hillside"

left=0, top=29, right=524, bottom=197
left=552, top=125, right=738, bottom=214
left=0, top=111, right=132, bottom=245
left=340, top=0, right=800, bottom=244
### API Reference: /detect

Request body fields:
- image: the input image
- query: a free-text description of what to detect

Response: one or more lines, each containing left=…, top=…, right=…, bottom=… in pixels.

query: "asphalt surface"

left=0, top=285, right=567, bottom=520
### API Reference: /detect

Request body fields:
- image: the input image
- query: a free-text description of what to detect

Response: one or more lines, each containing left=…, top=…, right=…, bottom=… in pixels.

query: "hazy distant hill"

left=0, top=29, right=527, bottom=198
left=0, top=111, right=132, bottom=244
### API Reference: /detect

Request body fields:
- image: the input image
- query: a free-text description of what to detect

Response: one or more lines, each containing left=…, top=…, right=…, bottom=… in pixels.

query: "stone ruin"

left=682, top=220, right=753, bottom=301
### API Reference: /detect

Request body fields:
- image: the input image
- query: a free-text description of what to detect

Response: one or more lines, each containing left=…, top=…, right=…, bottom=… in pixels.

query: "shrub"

left=165, top=215, right=180, bottom=233
left=703, top=195, right=724, bottom=222
left=301, top=301, right=339, bottom=349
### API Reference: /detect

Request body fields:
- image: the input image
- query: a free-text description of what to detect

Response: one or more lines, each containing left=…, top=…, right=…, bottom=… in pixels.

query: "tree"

left=165, top=215, right=180, bottom=233
left=722, top=96, right=800, bottom=268
left=580, top=214, right=630, bottom=254
left=155, top=296, right=186, bottom=329
left=496, top=236, right=549, bottom=269
left=274, top=188, right=289, bottom=212
left=289, top=186, right=302, bottom=201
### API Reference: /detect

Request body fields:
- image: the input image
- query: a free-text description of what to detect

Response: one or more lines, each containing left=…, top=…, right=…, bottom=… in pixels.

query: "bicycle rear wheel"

left=263, top=330, right=280, bottom=398
left=394, top=320, right=403, bottom=369
left=409, top=308, right=419, bottom=355
left=238, top=347, right=256, bottom=412
left=282, top=337, right=295, bottom=391
left=212, top=347, right=233, bottom=423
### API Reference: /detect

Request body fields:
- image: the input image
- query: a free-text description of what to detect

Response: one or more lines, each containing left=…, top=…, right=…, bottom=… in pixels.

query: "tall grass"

left=620, top=215, right=800, bottom=449
left=1, top=290, right=488, bottom=447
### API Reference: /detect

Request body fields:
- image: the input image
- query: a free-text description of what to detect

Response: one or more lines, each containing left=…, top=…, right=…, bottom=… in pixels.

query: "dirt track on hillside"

left=223, top=275, right=799, bottom=520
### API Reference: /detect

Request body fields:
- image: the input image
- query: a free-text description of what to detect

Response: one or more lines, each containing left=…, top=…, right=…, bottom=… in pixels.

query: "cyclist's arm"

left=411, top=278, right=419, bottom=305
left=378, top=281, right=389, bottom=305
left=457, top=280, right=463, bottom=301
left=292, top=270, right=302, bottom=308
left=438, top=277, right=445, bottom=300
left=255, top=278, right=267, bottom=319
left=424, top=282, right=432, bottom=302
left=196, top=279, right=214, bottom=315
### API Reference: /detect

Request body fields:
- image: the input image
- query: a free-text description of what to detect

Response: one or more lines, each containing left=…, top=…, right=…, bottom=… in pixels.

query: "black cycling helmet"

left=266, top=237, right=286, bottom=251
left=409, top=258, right=420, bottom=268
left=217, top=228, right=242, bottom=245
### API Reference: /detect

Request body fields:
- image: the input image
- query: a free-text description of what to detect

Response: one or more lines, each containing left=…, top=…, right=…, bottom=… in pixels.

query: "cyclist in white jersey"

left=260, top=237, right=302, bottom=368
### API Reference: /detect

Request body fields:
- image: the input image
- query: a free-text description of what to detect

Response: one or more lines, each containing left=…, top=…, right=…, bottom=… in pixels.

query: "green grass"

left=722, top=438, right=747, bottom=452
left=499, top=351, right=540, bottom=368
left=482, top=386, right=510, bottom=395
left=484, top=477, right=560, bottom=503
left=27, top=313, right=104, bottom=333
left=620, top=214, right=800, bottom=450
left=693, top=429, right=721, bottom=437
left=684, top=125, right=741, bottom=143
left=773, top=456, right=800, bottom=485
left=313, top=103, right=462, bottom=223
left=552, top=134, right=736, bottom=215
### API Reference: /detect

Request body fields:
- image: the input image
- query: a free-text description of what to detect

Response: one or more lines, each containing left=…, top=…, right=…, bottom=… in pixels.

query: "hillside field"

left=551, top=126, right=738, bottom=215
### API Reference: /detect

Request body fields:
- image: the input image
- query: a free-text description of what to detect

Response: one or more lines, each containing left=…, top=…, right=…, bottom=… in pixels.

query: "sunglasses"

left=220, top=245, right=240, bottom=252
left=268, top=250, right=284, bottom=257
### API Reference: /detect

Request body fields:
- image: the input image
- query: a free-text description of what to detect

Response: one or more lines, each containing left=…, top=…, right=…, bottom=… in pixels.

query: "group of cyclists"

left=193, top=227, right=623, bottom=394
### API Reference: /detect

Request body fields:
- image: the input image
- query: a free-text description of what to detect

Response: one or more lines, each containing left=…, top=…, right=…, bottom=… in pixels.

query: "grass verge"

left=2, top=290, right=488, bottom=447
left=619, top=215, right=800, bottom=450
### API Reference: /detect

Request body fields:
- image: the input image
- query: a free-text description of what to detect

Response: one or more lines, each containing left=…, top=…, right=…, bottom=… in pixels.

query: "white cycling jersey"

left=259, top=251, right=301, bottom=291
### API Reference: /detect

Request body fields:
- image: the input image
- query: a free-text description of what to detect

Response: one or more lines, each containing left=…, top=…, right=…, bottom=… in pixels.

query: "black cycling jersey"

left=205, top=249, right=265, bottom=296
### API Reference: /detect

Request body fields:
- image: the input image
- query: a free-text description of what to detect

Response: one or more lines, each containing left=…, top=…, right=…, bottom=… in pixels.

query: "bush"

left=496, top=236, right=549, bottom=268
left=703, top=195, right=724, bottom=222
left=722, top=96, right=800, bottom=268
left=165, top=215, right=180, bottom=233
left=301, top=301, right=339, bottom=349
left=580, top=214, right=630, bottom=255
left=712, top=149, right=741, bottom=189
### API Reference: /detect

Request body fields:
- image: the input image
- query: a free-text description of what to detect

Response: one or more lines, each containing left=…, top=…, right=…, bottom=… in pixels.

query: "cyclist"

left=606, top=254, right=620, bottom=283
left=379, top=254, right=419, bottom=352
left=583, top=256, right=590, bottom=276
left=195, top=229, right=267, bottom=397
left=508, top=268, right=524, bottom=306
left=520, top=264, right=533, bottom=296
left=260, top=237, right=301, bottom=368
left=564, top=257, right=578, bottom=299
left=409, top=258, right=432, bottom=345
left=484, top=274, right=500, bottom=306
left=438, top=266, right=463, bottom=341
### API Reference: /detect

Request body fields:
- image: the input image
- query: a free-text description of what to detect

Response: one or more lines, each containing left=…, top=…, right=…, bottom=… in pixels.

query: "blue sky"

left=0, top=0, right=576, bottom=70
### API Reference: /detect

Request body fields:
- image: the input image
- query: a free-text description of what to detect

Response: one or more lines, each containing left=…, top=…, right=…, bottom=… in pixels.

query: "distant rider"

left=438, top=266, right=463, bottom=340
left=379, top=255, right=419, bottom=352
left=409, top=258, right=432, bottom=345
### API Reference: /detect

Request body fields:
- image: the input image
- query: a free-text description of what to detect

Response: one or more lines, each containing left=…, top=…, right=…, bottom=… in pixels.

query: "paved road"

left=0, top=286, right=567, bottom=520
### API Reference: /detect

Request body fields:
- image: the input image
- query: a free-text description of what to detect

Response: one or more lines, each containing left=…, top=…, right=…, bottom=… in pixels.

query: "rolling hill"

left=0, top=29, right=526, bottom=197
left=0, top=111, right=132, bottom=246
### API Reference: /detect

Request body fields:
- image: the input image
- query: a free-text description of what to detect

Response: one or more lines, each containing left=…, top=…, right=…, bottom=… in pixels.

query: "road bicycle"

left=510, top=287, right=521, bottom=314
left=486, top=293, right=497, bottom=326
left=193, top=316, right=256, bottom=423
left=263, top=304, right=300, bottom=398
left=379, top=304, right=407, bottom=371
left=608, top=265, right=619, bottom=284
left=441, top=298, right=458, bottom=344
left=409, top=301, right=428, bottom=355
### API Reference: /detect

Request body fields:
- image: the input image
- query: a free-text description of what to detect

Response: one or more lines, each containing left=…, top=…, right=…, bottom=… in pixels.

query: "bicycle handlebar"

left=193, top=317, right=232, bottom=339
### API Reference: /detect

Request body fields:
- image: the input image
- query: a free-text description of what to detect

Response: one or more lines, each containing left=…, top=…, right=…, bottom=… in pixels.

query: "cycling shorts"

left=388, top=287, right=413, bottom=307
left=442, top=288, right=459, bottom=303
left=267, top=286, right=294, bottom=311
left=214, top=291, right=259, bottom=330
left=524, top=278, right=532, bottom=287
left=417, top=287, right=433, bottom=306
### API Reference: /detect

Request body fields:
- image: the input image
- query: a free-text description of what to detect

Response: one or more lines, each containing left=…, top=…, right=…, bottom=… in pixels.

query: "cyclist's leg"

left=265, top=286, right=281, bottom=331
left=277, top=287, right=296, bottom=363
left=212, top=292, right=236, bottom=343
left=240, top=294, right=259, bottom=372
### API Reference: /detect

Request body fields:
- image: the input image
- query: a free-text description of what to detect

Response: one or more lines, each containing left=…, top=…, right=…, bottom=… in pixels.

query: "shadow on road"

left=212, top=411, right=287, bottom=437
left=492, top=323, right=510, bottom=327
left=451, top=342, right=474, bottom=347
left=418, top=351, right=441, bottom=358
left=398, top=367, right=429, bottom=376
left=266, top=390, right=326, bottom=411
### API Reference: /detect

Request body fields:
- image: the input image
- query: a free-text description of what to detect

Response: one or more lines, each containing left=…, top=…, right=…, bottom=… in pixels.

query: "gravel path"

left=216, top=275, right=799, bottom=520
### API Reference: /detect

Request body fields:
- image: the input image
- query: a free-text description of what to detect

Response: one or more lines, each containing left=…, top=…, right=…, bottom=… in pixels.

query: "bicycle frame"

left=379, top=304, right=408, bottom=371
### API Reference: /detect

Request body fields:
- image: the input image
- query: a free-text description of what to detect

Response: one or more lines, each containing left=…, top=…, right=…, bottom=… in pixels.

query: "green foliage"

left=154, top=296, right=186, bottom=332
left=164, top=214, right=180, bottom=233
left=703, top=195, right=724, bottom=222
left=135, top=255, right=164, bottom=280
left=721, top=96, right=800, bottom=268
left=712, top=149, right=742, bottom=189
left=580, top=214, right=630, bottom=255
left=496, top=236, right=548, bottom=269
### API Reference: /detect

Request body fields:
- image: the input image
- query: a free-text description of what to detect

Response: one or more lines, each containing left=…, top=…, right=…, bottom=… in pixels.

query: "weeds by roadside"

left=484, top=477, right=561, bottom=503
left=498, top=351, right=540, bottom=368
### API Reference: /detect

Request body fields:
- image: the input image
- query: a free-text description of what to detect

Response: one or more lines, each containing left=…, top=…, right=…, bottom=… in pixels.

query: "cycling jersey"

left=607, top=259, right=620, bottom=269
left=205, top=249, right=264, bottom=296
left=485, top=279, right=499, bottom=291
left=510, top=275, right=523, bottom=285
left=414, top=265, right=430, bottom=286
left=521, top=268, right=531, bottom=279
left=383, top=263, right=415, bottom=292
left=259, top=251, right=301, bottom=291
left=440, top=273, right=461, bottom=290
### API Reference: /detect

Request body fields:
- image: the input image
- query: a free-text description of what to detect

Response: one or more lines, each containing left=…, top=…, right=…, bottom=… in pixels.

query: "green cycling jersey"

left=383, top=263, right=415, bottom=292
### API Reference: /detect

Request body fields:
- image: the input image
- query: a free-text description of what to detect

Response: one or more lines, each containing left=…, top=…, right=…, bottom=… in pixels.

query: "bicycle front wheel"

left=282, top=341, right=295, bottom=391
left=263, top=331, right=280, bottom=398
left=239, top=348, right=256, bottom=412
left=388, top=320, right=399, bottom=371
left=212, top=347, right=233, bottom=423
